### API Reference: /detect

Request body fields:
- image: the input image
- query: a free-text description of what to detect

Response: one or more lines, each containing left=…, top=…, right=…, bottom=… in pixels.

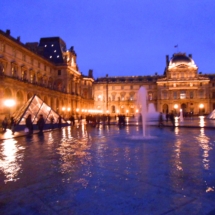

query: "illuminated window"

left=44, top=45, right=47, bottom=47
left=199, top=90, right=204, bottom=98
left=112, top=105, right=115, bottom=113
left=50, top=56, right=52, bottom=58
left=51, top=44, right=54, bottom=47
left=57, top=55, right=59, bottom=58
left=180, top=90, right=186, bottom=99
left=162, top=91, right=167, bottom=99
left=181, top=72, right=184, bottom=78
left=148, top=93, right=152, bottom=100
left=54, top=50, right=56, bottom=52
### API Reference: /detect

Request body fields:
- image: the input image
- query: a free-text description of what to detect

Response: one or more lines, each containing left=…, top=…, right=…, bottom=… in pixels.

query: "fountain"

left=136, top=86, right=160, bottom=138
left=137, top=87, right=147, bottom=136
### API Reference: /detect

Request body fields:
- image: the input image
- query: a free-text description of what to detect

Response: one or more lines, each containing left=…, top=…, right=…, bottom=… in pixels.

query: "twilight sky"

left=1, top=0, right=215, bottom=78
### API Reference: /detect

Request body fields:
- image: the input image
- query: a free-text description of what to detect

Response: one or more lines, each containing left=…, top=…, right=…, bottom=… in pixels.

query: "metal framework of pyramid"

left=13, top=94, right=67, bottom=126
left=208, top=110, right=215, bottom=119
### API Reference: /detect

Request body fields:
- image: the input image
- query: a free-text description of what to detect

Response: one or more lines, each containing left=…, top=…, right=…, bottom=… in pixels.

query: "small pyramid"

left=12, top=94, right=67, bottom=126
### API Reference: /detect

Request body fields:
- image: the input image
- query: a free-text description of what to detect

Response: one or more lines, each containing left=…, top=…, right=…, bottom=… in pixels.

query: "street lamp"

left=4, top=99, right=16, bottom=107
left=199, top=104, right=204, bottom=115
left=3, top=99, right=16, bottom=118
left=174, top=104, right=178, bottom=115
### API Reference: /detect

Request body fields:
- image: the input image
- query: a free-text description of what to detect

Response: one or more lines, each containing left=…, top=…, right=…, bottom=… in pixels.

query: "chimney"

left=88, top=69, right=93, bottom=78
left=17, top=36, right=20, bottom=42
left=166, top=55, right=169, bottom=66
left=6, top=29, right=10, bottom=35
left=155, top=72, right=157, bottom=76
left=188, top=54, right=192, bottom=59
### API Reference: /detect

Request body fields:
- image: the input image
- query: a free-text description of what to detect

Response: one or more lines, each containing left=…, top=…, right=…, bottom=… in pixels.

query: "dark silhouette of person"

left=58, top=116, right=62, bottom=128
left=169, top=112, right=175, bottom=127
left=26, top=114, right=33, bottom=135
left=158, top=112, right=164, bottom=127
left=2, top=117, right=8, bottom=132
left=70, top=115, right=75, bottom=126
left=50, top=116, right=54, bottom=129
left=37, top=114, right=45, bottom=134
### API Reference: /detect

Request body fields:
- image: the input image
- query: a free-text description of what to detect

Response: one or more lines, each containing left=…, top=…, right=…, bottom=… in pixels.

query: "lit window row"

left=44, top=44, right=54, bottom=47
left=49, top=55, right=60, bottom=58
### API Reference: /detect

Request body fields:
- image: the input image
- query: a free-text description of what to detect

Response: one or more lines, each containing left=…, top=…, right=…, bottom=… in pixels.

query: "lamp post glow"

left=4, top=99, right=16, bottom=107
left=174, top=104, right=178, bottom=115
left=199, top=104, right=204, bottom=115
left=3, top=99, right=16, bottom=118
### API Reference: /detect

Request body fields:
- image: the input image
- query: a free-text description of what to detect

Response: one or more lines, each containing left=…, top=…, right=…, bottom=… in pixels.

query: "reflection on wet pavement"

left=0, top=125, right=215, bottom=214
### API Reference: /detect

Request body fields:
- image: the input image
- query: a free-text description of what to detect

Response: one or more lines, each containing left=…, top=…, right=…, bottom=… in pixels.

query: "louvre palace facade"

left=94, top=55, right=215, bottom=116
left=1, top=29, right=215, bottom=120
left=0, top=29, right=94, bottom=120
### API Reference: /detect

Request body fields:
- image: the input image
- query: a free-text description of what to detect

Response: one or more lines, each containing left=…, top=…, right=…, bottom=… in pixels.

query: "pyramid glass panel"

left=12, top=95, right=67, bottom=126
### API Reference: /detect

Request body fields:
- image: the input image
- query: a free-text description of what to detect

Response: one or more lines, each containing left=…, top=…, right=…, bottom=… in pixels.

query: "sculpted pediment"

left=176, top=64, right=188, bottom=68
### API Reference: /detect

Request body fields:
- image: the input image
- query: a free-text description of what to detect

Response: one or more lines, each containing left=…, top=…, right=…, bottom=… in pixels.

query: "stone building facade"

left=94, top=53, right=215, bottom=116
left=0, top=29, right=94, bottom=120
left=1, top=29, right=215, bottom=120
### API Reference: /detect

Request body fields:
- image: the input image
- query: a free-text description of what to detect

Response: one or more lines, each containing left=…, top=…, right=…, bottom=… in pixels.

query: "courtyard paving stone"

left=0, top=118, right=215, bottom=214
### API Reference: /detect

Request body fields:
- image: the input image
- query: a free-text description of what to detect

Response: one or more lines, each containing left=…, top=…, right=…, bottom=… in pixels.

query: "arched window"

left=111, top=105, right=115, bottom=113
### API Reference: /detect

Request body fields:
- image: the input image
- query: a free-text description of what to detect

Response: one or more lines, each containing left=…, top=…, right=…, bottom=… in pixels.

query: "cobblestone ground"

left=0, top=125, right=215, bottom=215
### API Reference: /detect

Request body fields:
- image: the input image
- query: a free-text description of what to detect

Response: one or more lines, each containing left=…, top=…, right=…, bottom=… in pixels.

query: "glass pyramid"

left=13, top=94, right=67, bottom=125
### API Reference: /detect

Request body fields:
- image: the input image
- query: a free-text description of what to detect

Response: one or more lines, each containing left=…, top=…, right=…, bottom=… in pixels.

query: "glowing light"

left=199, top=116, right=205, bottom=127
left=199, top=104, right=204, bottom=108
left=67, top=108, right=71, bottom=111
left=136, top=109, right=139, bottom=113
left=4, top=99, right=16, bottom=107
left=76, top=108, right=79, bottom=112
left=174, top=104, right=178, bottom=109
left=62, top=107, right=65, bottom=111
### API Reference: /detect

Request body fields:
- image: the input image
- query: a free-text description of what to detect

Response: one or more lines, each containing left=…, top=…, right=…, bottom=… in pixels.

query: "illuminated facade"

left=94, top=53, right=215, bottom=116
left=1, top=29, right=215, bottom=120
left=0, top=29, right=94, bottom=120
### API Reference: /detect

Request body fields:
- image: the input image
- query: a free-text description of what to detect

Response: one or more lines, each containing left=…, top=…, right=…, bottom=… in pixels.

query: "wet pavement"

left=0, top=118, right=215, bottom=214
